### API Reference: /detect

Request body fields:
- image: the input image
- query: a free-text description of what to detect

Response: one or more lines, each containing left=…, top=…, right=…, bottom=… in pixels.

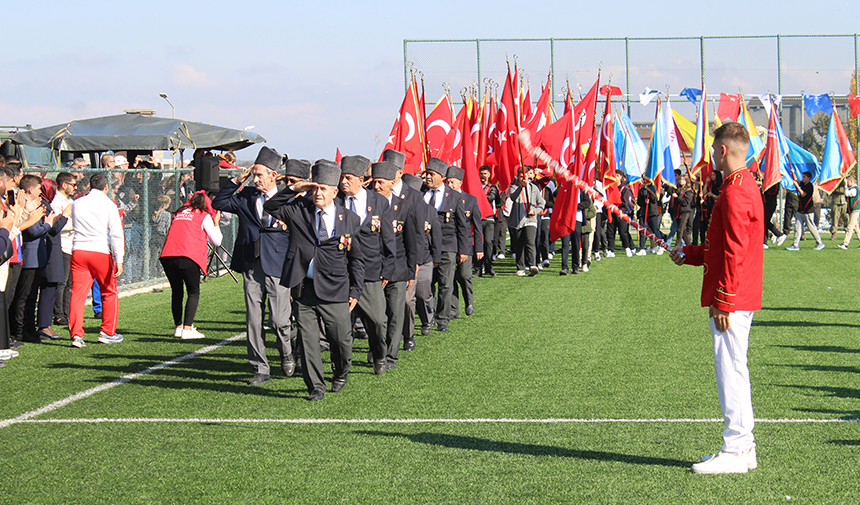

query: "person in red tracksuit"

left=671, top=122, right=764, bottom=475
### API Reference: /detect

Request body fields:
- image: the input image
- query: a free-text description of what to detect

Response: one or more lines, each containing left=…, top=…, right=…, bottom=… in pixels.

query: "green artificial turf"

left=1, top=238, right=858, bottom=503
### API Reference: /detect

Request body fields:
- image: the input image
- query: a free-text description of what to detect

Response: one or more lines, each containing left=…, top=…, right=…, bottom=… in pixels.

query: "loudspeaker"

left=194, top=156, right=220, bottom=192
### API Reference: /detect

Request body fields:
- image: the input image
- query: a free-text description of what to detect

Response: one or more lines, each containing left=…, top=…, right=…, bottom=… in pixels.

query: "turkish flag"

left=539, top=108, right=575, bottom=169
left=717, top=93, right=741, bottom=122
left=761, top=104, right=782, bottom=192
left=380, top=79, right=425, bottom=173
left=549, top=178, right=579, bottom=242
left=850, top=94, right=860, bottom=117
left=425, top=94, right=454, bottom=158
left=460, top=108, right=494, bottom=219
left=486, top=68, right=520, bottom=191
left=599, top=96, right=622, bottom=209
left=335, top=148, right=342, bottom=163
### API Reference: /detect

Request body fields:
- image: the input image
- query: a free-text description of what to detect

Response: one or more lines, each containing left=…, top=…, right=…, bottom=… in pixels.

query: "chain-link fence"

left=22, top=167, right=241, bottom=290
left=405, top=35, right=860, bottom=147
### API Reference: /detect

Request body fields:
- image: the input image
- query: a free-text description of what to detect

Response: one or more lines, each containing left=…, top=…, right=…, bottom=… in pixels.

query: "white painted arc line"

left=16, top=417, right=860, bottom=424
left=0, top=333, right=246, bottom=429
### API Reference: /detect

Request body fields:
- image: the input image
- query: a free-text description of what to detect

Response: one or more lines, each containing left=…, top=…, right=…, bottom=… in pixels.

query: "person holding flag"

left=785, top=171, right=825, bottom=251
left=670, top=122, right=764, bottom=474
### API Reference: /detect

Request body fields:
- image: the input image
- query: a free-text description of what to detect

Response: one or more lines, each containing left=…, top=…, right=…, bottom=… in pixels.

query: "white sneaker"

left=763, top=243, right=769, bottom=249
left=635, top=249, right=647, bottom=256
left=181, top=327, right=206, bottom=340
left=692, top=449, right=755, bottom=474
left=537, top=264, right=543, bottom=270
left=497, top=253, right=505, bottom=259
left=605, top=250, right=615, bottom=258
left=71, top=336, right=86, bottom=348
left=770, top=234, right=777, bottom=245
left=98, top=332, right=124, bottom=344
left=547, top=253, right=554, bottom=260
left=0, top=349, right=19, bottom=360
left=776, top=234, right=788, bottom=246
left=492, top=254, right=497, bottom=261
left=542, top=259, right=550, bottom=267
left=626, top=248, right=633, bottom=257
left=656, top=247, right=664, bottom=255
left=594, top=252, right=601, bottom=261
left=516, top=270, right=526, bottom=276
left=174, top=327, right=183, bottom=338
left=582, top=264, right=589, bottom=272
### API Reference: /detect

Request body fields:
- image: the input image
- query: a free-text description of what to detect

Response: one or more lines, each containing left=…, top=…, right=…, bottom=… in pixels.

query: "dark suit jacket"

left=264, top=189, right=364, bottom=303
left=378, top=188, right=418, bottom=283
left=21, top=213, right=50, bottom=269
left=211, top=179, right=290, bottom=277
left=423, top=185, right=470, bottom=254
left=458, top=191, right=484, bottom=255
left=336, top=188, right=396, bottom=282
left=43, top=198, right=68, bottom=283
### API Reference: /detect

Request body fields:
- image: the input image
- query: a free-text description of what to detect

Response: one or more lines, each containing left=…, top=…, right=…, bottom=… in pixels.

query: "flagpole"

left=506, top=57, right=530, bottom=210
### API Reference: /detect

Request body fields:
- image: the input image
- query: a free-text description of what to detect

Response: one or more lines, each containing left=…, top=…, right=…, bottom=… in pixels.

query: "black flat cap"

left=402, top=173, right=423, bottom=191
left=340, top=155, right=370, bottom=178
left=371, top=161, right=398, bottom=181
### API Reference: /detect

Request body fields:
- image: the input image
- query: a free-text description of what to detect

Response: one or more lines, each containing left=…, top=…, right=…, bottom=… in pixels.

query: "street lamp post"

left=159, top=93, right=175, bottom=118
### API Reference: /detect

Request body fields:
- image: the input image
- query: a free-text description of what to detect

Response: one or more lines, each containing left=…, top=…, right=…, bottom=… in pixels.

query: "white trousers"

left=710, top=310, right=756, bottom=453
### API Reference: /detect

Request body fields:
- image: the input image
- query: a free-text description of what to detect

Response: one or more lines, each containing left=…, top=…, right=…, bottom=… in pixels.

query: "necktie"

left=317, top=210, right=328, bottom=243
left=260, top=194, right=271, bottom=228
left=429, top=189, right=437, bottom=209
left=348, top=196, right=357, bottom=214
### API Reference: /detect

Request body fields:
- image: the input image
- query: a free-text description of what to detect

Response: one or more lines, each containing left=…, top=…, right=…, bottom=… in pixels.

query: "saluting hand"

left=235, top=165, right=253, bottom=184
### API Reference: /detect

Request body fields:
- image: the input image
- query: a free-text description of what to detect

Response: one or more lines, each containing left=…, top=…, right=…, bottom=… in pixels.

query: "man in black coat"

left=336, top=155, right=396, bottom=375
left=445, top=166, right=483, bottom=318
left=401, top=172, right=441, bottom=342
left=264, top=160, right=364, bottom=401
left=211, top=147, right=295, bottom=386
left=478, top=165, right=498, bottom=276
left=422, top=158, right=470, bottom=332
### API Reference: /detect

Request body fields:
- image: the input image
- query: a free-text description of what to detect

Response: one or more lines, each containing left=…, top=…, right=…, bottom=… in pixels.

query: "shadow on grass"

left=791, top=407, right=860, bottom=420
left=355, top=431, right=689, bottom=468
left=828, top=440, right=860, bottom=446
left=753, top=320, right=860, bottom=329
left=767, top=363, right=860, bottom=374
left=761, top=306, right=860, bottom=314
left=772, top=344, right=860, bottom=354
left=774, top=383, right=860, bottom=400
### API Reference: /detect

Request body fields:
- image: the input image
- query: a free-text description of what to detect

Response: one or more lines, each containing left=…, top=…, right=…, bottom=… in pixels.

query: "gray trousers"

left=451, top=256, right=474, bottom=318
left=352, top=281, right=387, bottom=362
left=242, top=259, right=292, bottom=375
left=384, top=280, right=407, bottom=366
left=404, top=262, right=434, bottom=338
left=434, top=251, right=457, bottom=326
left=792, top=211, right=823, bottom=247
left=296, top=279, right=352, bottom=393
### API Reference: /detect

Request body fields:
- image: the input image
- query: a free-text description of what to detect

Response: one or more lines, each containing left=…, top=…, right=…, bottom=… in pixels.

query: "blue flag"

left=803, top=94, right=833, bottom=116
left=680, top=87, right=702, bottom=105
left=780, top=139, right=821, bottom=192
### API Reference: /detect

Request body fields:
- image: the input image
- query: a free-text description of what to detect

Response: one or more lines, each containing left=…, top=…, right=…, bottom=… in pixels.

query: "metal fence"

left=404, top=35, right=860, bottom=147
left=23, top=167, right=241, bottom=290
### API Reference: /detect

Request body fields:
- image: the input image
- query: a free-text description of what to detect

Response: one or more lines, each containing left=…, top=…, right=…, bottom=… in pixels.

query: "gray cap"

left=371, top=161, right=398, bottom=181
left=382, top=149, right=406, bottom=170
left=446, top=165, right=465, bottom=181
left=312, top=159, right=341, bottom=187
left=425, top=157, right=448, bottom=177
left=402, top=173, right=423, bottom=191
left=285, top=159, right=311, bottom=179
left=254, top=146, right=282, bottom=172
left=340, top=155, right=370, bottom=178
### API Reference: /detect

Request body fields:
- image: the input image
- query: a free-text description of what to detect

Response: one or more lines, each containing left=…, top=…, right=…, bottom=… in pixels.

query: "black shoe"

left=403, top=337, right=415, bottom=351
left=476, top=270, right=483, bottom=277
left=373, top=360, right=387, bottom=375
left=247, top=373, right=270, bottom=386
left=367, top=351, right=374, bottom=364
left=9, top=339, right=24, bottom=350
left=331, top=376, right=348, bottom=393
left=38, top=330, right=63, bottom=340
left=20, top=333, right=44, bottom=343
left=572, top=268, right=580, bottom=275
left=465, top=305, right=474, bottom=316
left=308, top=388, right=325, bottom=401
left=420, top=325, right=432, bottom=336
left=281, top=360, right=295, bottom=377
left=436, top=324, right=449, bottom=332
left=93, top=312, right=102, bottom=320
left=353, top=329, right=368, bottom=340
left=54, top=316, right=69, bottom=326
left=450, top=314, right=458, bottom=320
left=487, top=269, right=497, bottom=277
left=559, top=269, right=569, bottom=276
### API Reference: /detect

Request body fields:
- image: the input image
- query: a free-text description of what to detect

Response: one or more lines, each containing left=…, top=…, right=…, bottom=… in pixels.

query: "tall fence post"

left=476, top=39, right=482, bottom=101
left=777, top=34, right=782, bottom=96
left=403, top=40, right=409, bottom=92
left=699, top=36, right=705, bottom=84
left=625, top=37, right=630, bottom=114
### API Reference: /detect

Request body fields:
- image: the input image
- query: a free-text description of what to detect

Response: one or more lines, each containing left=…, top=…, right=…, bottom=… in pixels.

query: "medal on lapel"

left=339, top=234, right=351, bottom=251
left=445, top=211, right=451, bottom=223
left=424, top=221, right=432, bottom=234
left=370, top=215, right=381, bottom=232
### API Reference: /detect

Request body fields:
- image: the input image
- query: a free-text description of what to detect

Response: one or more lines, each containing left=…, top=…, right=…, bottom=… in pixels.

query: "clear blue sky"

left=3, top=0, right=858, bottom=161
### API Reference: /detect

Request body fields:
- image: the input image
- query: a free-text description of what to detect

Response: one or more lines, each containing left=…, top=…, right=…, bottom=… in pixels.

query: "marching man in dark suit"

left=264, top=160, right=364, bottom=401
left=336, top=155, right=396, bottom=375
left=445, top=165, right=483, bottom=318
left=422, top=157, right=470, bottom=332
left=370, top=160, right=418, bottom=369
left=212, top=147, right=294, bottom=386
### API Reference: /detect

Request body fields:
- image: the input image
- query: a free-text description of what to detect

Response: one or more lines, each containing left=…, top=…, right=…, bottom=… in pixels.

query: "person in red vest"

left=670, top=122, right=764, bottom=474
left=159, top=191, right=222, bottom=340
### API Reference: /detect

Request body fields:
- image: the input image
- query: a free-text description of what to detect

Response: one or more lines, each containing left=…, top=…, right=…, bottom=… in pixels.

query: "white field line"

left=15, top=417, right=860, bottom=425
left=0, top=333, right=246, bottom=429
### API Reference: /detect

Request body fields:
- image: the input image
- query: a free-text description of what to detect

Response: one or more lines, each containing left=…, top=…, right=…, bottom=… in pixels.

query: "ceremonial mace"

left=517, top=130, right=674, bottom=252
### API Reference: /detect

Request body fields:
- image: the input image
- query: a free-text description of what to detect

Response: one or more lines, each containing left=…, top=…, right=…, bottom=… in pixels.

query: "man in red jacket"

left=670, top=122, right=764, bottom=475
